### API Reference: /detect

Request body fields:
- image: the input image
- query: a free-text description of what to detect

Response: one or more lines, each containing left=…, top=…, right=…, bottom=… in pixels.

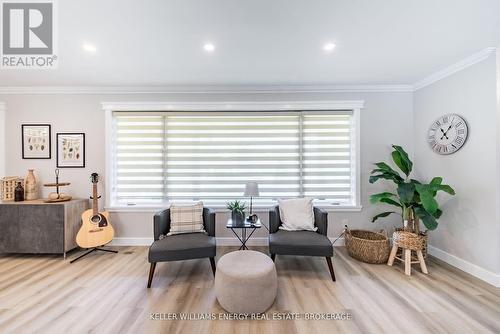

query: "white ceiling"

left=1, top=0, right=500, bottom=87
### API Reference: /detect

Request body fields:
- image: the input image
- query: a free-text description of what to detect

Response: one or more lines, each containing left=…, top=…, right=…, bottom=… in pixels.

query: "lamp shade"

left=244, top=182, right=259, bottom=197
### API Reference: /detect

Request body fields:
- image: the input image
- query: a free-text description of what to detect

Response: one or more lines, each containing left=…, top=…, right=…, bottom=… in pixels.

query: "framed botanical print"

left=56, top=133, right=85, bottom=168
left=22, top=124, right=51, bottom=159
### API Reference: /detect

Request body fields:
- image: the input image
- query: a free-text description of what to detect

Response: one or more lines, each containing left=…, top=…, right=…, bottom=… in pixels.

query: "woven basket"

left=394, top=228, right=428, bottom=257
left=393, top=231, right=426, bottom=251
left=345, top=229, right=390, bottom=264
left=1, top=176, right=24, bottom=201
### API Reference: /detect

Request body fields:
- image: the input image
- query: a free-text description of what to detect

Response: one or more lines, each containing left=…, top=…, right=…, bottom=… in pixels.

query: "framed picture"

left=56, top=133, right=85, bottom=168
left=22, top=124, right=51, bottom=159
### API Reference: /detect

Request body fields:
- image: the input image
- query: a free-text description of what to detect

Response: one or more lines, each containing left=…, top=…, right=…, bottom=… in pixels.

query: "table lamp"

left=244, top=182, right=259, bottom=215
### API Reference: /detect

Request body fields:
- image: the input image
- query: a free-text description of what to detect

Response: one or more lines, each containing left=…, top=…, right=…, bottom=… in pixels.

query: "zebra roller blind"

left=112, top=111, right=355, bottom=206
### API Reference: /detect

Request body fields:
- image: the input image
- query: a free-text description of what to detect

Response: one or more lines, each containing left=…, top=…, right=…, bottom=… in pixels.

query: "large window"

left=110, top=110, right=359, bottom=208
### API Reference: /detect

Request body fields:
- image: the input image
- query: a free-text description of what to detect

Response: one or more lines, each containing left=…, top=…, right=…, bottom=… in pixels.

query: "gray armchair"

left=147, top=208, right=216, bottom=288
left=269, top=206, right=335, bottom=281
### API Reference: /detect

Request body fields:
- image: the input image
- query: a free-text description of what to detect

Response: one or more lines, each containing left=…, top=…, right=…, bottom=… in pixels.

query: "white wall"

left=496, top=50, right=500, bottom=274
left=1, top=91, right=413, bottom=242
left=414, top=54, right=500, bottom=275
left=0, top=102, right=5, bottom=178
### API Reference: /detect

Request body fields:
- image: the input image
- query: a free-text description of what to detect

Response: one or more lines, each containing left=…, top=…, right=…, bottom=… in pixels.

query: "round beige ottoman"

left=215, top=250, right=277, bottom=314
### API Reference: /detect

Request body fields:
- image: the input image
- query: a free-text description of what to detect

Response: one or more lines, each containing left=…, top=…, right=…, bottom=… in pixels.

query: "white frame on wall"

left=102, top=101, right=364, bottom=212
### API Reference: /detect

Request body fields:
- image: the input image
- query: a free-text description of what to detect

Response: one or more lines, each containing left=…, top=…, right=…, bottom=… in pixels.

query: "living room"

left=0, top=1, right=499, bottom=333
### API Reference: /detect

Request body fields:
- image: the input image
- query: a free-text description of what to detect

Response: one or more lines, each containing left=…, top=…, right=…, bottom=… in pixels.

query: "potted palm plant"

left=369, top=145, right=455, bottom=234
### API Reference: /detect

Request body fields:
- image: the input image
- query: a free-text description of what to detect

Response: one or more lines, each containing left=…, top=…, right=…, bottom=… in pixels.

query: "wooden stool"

left=387, top=231, right=428, bottom=276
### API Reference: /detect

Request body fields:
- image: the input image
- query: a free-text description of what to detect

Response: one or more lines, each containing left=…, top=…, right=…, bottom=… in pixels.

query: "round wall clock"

left=427, top=114, right=468, bottom=155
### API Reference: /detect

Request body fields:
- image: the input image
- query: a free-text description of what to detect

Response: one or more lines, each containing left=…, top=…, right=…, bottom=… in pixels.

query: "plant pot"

left=231, top=211, right=245, bottom=223
left=394, top=228, right=428, bottom=258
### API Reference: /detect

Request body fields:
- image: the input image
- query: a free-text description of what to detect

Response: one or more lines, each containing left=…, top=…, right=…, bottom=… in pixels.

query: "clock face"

left=427, top=114, right=468, bottom=155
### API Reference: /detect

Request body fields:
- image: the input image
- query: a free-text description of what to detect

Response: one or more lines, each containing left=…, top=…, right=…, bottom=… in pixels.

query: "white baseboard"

left=427, top=245, right=500, bottom=287
left=109, top=237, right=153, bottom=246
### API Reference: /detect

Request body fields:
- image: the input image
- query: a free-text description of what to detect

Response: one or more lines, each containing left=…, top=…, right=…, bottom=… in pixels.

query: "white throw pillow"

left=168, top=201, right=206, bottom=236
left=278, top=198, right=317, bottom=232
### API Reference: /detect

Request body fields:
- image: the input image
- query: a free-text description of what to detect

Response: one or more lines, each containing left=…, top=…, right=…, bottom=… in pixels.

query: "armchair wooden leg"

left=147, top=262, right=156, bottom=288
left=270, top=253, right=276, bottom=262
left=326, top=257, right=336, bottom=282
left=210, top=257, right=216, bottom=276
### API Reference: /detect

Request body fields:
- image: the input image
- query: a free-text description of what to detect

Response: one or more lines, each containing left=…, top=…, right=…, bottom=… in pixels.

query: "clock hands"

left=440, top=125, right=452, bottom=140
left=440, top=128, right=448, bottom=140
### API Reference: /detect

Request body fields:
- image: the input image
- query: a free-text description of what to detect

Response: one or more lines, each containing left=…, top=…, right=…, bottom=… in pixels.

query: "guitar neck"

left=92, top=183, right=98, bottom=215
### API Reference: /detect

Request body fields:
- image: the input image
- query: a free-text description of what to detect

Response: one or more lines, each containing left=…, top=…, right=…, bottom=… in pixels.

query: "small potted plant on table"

left=227, top=200, right=247, bottom=223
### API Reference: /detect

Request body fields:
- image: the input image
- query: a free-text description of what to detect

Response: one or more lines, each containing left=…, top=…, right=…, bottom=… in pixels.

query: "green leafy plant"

left=226, top=200, right=247, bottom=216
left=369, top=145, right=455, bottom=232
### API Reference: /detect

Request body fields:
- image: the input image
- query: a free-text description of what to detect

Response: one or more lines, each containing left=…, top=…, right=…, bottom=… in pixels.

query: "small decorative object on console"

left=14, top=182, right=24, bottom=202
left=24, top=169, right=38, bottom=200
left=43, top=169, right=72, bottom=203
left=1, top=176, right=24, bottom=201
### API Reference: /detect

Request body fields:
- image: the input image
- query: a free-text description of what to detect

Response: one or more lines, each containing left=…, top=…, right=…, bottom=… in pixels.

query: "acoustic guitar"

left=76, top=173, right=114, bottom=248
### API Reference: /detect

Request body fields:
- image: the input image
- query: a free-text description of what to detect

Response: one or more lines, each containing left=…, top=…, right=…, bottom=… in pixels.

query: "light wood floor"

left=0, top=246, right=499, bottom=334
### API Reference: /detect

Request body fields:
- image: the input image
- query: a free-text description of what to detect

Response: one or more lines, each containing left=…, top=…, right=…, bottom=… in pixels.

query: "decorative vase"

left=24, top=169, right=38, bottom=200
left=14, top=182, right=24, bottom=202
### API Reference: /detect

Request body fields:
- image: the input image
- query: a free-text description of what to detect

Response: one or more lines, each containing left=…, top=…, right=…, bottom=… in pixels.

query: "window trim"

left=103, top=101, right=363, bottom=212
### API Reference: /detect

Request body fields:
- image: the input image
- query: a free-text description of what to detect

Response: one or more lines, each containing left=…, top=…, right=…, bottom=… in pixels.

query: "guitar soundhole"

left=91, top=214, right=108, bottom=228
left=91, top=215, right=101, bottom=223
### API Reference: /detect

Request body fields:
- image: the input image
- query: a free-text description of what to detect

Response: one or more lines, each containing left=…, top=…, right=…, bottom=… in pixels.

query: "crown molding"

left=413, top=47, right=497, bottom=91
left=0, top=84, right=413, bottom=95
left=101, top=100, right=365, bottom=112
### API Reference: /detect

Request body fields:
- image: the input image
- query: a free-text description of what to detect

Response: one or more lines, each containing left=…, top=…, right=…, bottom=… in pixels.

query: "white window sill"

left=105, top=204, right=363, bottom=213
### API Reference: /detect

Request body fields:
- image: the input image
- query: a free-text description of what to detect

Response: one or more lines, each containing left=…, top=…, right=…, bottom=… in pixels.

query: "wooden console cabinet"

left=0, top=199, right=88, bottom=258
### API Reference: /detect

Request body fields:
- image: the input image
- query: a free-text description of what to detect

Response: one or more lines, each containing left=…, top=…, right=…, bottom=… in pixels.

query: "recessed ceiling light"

left=323, top=42, right=336, bottom=52
left=203, top=42, right=215, bottom=52
left=82, top=43, right=97, bottom=53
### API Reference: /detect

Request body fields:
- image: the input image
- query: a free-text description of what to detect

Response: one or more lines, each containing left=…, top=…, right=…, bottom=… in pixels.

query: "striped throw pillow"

left=168, top=202, right=206, bottom=236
